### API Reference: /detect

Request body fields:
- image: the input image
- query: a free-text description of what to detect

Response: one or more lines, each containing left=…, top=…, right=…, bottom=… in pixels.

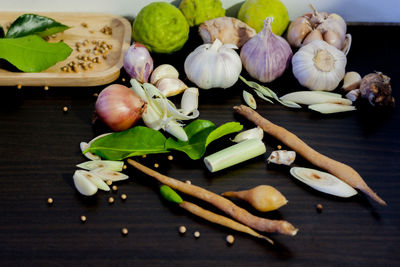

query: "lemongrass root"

left=233, top=105, right=386, bottom=206
left=127, top=159, right=298, bottom=236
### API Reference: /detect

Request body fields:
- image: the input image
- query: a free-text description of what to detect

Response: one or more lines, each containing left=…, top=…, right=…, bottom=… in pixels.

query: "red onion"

left=123, top=42, right=154, bottom=83
left=95, top=84, right=145, bottom=131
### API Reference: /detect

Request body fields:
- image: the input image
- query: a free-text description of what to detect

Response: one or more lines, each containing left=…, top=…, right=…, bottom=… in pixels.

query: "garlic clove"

left=156, top=78, right=188, bottom=97
left=90, top=167, right=129, bottom=182
left=181, top=87, right=199, bottom=115
left=164, top=120, right=188, bottom=141
left=308, top=103, right=356, bottom=114
left=243, top=90, right=257, bottom=109
left=323, top=30, right=344, bottom=50
left=267, top=150, right=296, bottom=166
left=150, top=64, right=179, bottom=85
left=280, top=91, right=352, bottom=105
left=342, top=71, right=361, bottom=92
left=73, top=170, right=99, bottom=196
left=287, top=16, right=312, bottom=47
left=302, top=29, right=323, bottom=46
left=232, top=126, right=264, bottom=143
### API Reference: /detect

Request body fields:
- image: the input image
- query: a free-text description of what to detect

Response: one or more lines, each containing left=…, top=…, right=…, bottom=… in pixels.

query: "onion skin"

left=95, top=84, right=145, bottom=131
left=123, top=42, right=154, bottom=83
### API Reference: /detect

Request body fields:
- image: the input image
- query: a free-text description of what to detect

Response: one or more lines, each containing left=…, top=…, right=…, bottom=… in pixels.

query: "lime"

left=132, top=2, right=189, bottom=54
left=179, top=0, right=225, bottom=27
left=238, top=0, right=289, bottom=36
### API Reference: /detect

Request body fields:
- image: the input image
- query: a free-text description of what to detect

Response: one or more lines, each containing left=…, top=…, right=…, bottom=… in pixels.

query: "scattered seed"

left=81, top=22, right=88, bottom=28
left=93, top=93, right=99, bottom=98
left=17, top=84, right=22, bottom=89
left=121, top=78, right=126, bottom=82
left=123, top=164, right=127, bottom=170
left=44, top=86, right=49, bottom=91
left=108, top=196, right=115, bottom=204
left=80, top=215, right=87, bottom=223
left=63, top=106, right=68, bottom=112
left=178, top=225, right=186, bottom=235
left=142, top=155, right=147, bottom=159
left=112, top=185, right=118, bottom=192
left=106, top=180, right=112, bottom=186
left=316, top=203, right=323, bottom=213
left=85, top=48, right=91, bottom=53
left=120, top=194, right=127, bottom=200
left=102, top=54, right=107, bottom=60
left=167, top=155, right=173, bottom=161
left=47, top=197, right=53, bottom=205
left=154, top=163, right=159, bottom=168
left=185, top=180, right=191, bottom=185
left=194, top=231, right=200, bottom=238
left=277, top=145, right=282, bottom=150
left=226, top=235, right=235, bottom=245
left=121, top=227, right=128, bottom=236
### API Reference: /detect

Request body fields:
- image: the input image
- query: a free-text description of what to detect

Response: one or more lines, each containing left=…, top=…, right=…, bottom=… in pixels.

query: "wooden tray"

left=0, top=12, right=131, bottom=87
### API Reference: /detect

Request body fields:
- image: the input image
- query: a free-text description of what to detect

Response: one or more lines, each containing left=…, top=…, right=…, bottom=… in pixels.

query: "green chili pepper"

left=160, top=185, right=183, bottom=204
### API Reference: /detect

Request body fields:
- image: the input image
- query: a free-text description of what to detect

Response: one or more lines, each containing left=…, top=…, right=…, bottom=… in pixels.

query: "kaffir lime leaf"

left=238, top=0, right=289, bottom=36
left=132, top=2, right=189, bottom=54
left=179, top=0, right=226, bottom=27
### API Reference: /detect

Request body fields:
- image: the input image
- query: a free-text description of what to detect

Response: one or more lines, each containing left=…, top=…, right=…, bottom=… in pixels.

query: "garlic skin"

left=184, top=39, right=242, bottom=89
left=292, top=40, right=346, bottom=91
left=240, top=18, right=292, bottom=83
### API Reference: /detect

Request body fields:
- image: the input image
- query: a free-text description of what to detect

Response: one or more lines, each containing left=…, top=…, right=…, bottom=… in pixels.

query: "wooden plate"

left=0, top=12, right=131, bottom=87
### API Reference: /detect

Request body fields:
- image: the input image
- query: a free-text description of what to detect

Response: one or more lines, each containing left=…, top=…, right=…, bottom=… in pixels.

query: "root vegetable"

left=233, top=105, right=386, bottom=206
left=359, top=72, right=395, bottom=107
left=127, top=159, right=298, bottom=236
left=222, top=185, right=288, bottom=212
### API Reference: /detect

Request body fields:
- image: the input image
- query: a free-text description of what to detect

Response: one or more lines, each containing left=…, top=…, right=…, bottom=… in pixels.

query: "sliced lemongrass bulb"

left=73, top=170, right=98, bottom=196
left=313, top=91, right=343, bottom=98
left=156, top=78, right=188, bottom=97
left=232, top=126, right=263, bottom=143
left=308, top=103, right=356, bottom=114
left=181, top=87, right=199, bottom=115
left=267, top=150, right=296, bottom=166
left=150, top=64, right=179, bottom=85
left=90, top=167, right=129, bottom=182
left=164, top=120, right=188, bottom=141
left=76, top=160, right=124, bottom=171
left=75, top=170, right=110, bottom=191
left=80, top=142, right=100, bottom=161
left=280, top=91, right=352, bottom=105
left=290, top=167, right=357, bottom=198
left=130, top=78, right=149, bottom=102
left=243, top=90, right=257, bottom=109
left=204, top=138, right=266, bottom=172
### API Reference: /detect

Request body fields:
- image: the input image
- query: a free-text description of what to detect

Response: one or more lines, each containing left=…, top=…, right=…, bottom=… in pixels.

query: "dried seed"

left=47, top=197, right=53, bottom=205
left=112, top=185, right=118, bottom=192
left=17, top=84, right=22, bottom=89
left=316, top=203, right=323, bottom=213
left=80, top=215, right=87, bottom=223
left=167, top=155, right=173, bottom=161
left=178, top=225, right=186, bottom=234
left=122, top=164, right=127, bottom=170
left=85, top=48, right=91, bottom=53
left=277, top=145, right=282, bottom=150
left=102, top=54, right=107, bottom=60
left=185, top=180, right=191, bottom=185
left=121, top=78, right=126, bottom=82
left=121, top=227, right=128, bottom=236
left=63, top=106, right=68, bottom=112
left=106, top=180, right=112, bottom=186
left=120, top=194, right=127, bottom=200
left=226, top=235, right=235, bottom=245
left=108, top=196, right=115, bottom=204
left=154, top=163, right=159, bottom=168
left=194, top=231, right=200, bottom=238
left=44, top=86, right=49, bottom=91
left=81, top=22, right=88, bottom=28
left=142, top=155, right=147, bottom=159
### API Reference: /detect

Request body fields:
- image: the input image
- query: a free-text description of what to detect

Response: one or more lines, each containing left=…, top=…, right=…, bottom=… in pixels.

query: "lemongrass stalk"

left=204, top=138, right=266, bottom=172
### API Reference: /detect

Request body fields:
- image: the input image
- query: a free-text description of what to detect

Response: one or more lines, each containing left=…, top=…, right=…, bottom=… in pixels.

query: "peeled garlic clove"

left=280, top=91, right=352, bottom=105
left=342, top=71, right=362, bottom=92
left=90, top=167, right=129, bottom=182
left=243, top=90, right=257, bottom=109
left=181, top=87, right=199, bottom=115
left=290, top=167, right=358, bottom=198
left=287, top=16, right=312, bottom=47
left=73, top=170, right=98, bottom=196
left=164, top=120, right=188, bottom=141
left=150, top=64, right=179, bottom=85
left=308, top=103, right=356, bottom=114
left=267, top=150, right=296, bottom=166
left=232, top=126, right=263, bottom=143
left=302, top=29, right=323, bottom=46
left=76, top=160, right=124, bottom=171
left=156, top=78, right=188, bottom=97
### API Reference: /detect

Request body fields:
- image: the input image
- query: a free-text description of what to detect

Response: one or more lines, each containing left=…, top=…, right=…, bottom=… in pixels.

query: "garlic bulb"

left=292, top=40, right=346, bottom=91
left=184, top=39, right=242, bottom=89
left=240, top=18, right=292, bottom=83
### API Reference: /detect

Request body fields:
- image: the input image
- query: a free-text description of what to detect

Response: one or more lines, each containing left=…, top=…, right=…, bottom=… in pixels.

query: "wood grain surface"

left=0, top=24, right=399, bottom=266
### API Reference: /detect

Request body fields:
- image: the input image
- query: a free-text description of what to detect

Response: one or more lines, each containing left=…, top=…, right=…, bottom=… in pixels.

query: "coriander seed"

left=44, top=86, right=49, bottom=91
left=178, top=225, right=186, bottom=235
left=316, top=203, right=323, bottom=213
left=121, top=227, right=128, bottom=236
left=112, top=185, right=118, bottom=192
left=108, top=196, right=115, bottom=204
left=80, top=215, right=87, bottom=223
left=17, top=84, right=22, bottom=89
left=277, top=145, right=282, bottom=150
left=47, top=197, right=53, bottom=205
left=122, top=164, right=127, bottom=170
left=226, top=235, right=235, bottom=245
left=194, top=231, right=200, bottom=239
left=63, top=106, right=68, bottom=112
left=167, top=155, right=173, bottom=161
left=106, top=180, right=112, bottom=186
left=154, top=163, right=159, bottom=168
left=120, top=194, right=127, bottom=200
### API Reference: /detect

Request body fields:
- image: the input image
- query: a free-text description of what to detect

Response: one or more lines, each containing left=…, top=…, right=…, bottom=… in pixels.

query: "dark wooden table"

left=1, top=25, right=399, bottom=266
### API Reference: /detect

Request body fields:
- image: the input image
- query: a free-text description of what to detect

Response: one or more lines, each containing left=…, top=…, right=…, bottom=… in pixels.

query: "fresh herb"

left=84, top=120, right=243, bottom=160
left=0, top=14, right=72, bottom=72
left=160, top=185, right=183, bottom=204
left=239, top=75, right=301, bottom=108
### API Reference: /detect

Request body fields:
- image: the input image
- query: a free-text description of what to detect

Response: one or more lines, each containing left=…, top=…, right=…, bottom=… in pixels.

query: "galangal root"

left=233, top=105, right=386, bottom=206
left=127, top=159, right=298, bottom=236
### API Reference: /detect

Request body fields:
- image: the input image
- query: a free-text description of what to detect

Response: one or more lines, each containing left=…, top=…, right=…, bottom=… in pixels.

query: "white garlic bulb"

left=292, top=40, right=347, bottom=91
left=184, top=39, right=242, bottom=89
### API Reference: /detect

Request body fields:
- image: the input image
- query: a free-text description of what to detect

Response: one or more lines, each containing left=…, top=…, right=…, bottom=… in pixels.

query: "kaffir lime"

left=238, top=0, right=289, bottom=36
left=132, top=2, right=189, bottom=54
left=179, top=0, right=226, bottom=27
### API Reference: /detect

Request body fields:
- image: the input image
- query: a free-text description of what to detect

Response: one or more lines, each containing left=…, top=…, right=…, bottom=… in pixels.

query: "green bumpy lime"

left=238, top=0, right=289, bottom=36
left=132, top=2, right=189, bottom=54
left=179, top=0, right=225, bottom=27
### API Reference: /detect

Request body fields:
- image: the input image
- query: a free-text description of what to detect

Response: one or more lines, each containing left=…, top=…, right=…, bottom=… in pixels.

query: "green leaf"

left=160, top=185, right=183, bottom=204
left=0, top=35, right=72, bottom=72
left=6, top=14, right=70, bottom=38
left=85, top=126, right=169, bottom=160
left=0, top=26, right=4, bottom=38
left=165, top=120, right=242, bottom=160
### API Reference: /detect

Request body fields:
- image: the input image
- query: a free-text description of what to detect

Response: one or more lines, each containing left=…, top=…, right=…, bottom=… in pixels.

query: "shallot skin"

left=95, top=84, right=145, bottom=132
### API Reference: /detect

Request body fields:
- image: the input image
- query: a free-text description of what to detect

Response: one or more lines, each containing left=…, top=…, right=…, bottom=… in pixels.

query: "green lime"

left=179, top=0, right=225, bottom=27
left=238, top=0, right=289, bottom=36
left=132, top=2, right=189, bottom=54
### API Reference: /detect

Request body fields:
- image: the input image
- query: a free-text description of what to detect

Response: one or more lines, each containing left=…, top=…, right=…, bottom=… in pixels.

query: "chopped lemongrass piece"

left=308, top=103, right=356, bottom=114
left=204, top=138, right=266, bottom=172
left=243, top=90, right=257, bottom=109
left=74, top=170, right=110, bottom=191
left=280, top=91, right=352, bottom=105
left=313, top=91, right=343, bottom=98
left=76, top=160, right=124, bottom=171
left=90, top=167, right=129, bottom=182
left=290, top=167, right=358, bottom=198
left=232, top=126, right=263, bottom=143
left=73, top=170, right=98, bottom=196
